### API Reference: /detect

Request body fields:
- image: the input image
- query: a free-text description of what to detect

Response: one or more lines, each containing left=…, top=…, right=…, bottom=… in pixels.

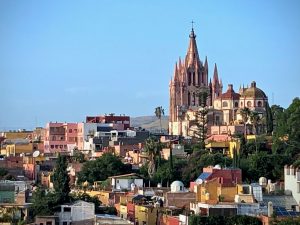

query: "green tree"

left=77, top=153, right=131, bottom=183
left=144, top=137, right=163, bottom=178
left=192, top=91, right=209, bottom=148
left=72, top=150, right=86, bottom=163
left=272, top=98, right=300, bottom=157
left=265, top=101, right=273, bottom=134
left=155, top=106, right=165, bottom=133
left=182, top=150, right=232, bottom=185
left=30, top=187, right=57, bottom=217
left=240, top=107, right=251, bottom=138
left=52, top=154, right=71, bottom=204
left=250, top=111, right=260, bottom=135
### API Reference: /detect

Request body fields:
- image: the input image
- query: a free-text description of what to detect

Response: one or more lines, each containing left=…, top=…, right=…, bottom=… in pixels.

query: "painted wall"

left=284, top=165, right=300, bottom=205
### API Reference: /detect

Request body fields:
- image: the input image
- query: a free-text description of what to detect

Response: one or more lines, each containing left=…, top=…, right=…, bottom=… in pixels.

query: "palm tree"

left=240, top=107, right=251, bottom=139
left=250, top=111, right=260, bottom=135
left=155, top=106, right=165, bottom=133
left=144, top=138, right=162, bottom=178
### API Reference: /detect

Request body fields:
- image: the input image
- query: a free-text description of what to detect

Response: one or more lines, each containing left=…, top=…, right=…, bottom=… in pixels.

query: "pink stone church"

left=169, top=28, right=268, bottom=137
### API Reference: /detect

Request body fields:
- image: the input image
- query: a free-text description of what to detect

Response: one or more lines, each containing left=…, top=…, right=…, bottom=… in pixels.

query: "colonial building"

left=169, top=28, right=268, bottom=137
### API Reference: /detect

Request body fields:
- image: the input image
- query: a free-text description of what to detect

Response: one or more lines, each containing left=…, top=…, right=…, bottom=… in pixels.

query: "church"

left=169, top=28, right=268, bottom=137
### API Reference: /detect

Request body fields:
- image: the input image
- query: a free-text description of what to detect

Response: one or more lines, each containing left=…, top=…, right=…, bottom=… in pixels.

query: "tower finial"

left=191, top=20, right=195, bottom=30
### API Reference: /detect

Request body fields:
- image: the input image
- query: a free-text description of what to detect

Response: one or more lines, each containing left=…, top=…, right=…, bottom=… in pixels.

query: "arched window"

left=247, top=101, right=252, bottom=107
left=257, top=101, right=262, bottom=107
left=241, top=102, right=243, bottom=107
left=193, top=72, right=195, bottom=85
left=234, top=102, right=239, bottom=108
left=222, top=101, right=228, bottom=107
left=188, top=72, right=191, bottom=86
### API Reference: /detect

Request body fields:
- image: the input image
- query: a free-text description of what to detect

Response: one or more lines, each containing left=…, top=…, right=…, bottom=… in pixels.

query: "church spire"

left=204, top=56, right=208, bottom=71
left=213, top=63, right=219, bottom=84
left=185, top=28, right=200, bottom=67
left=173, top=62, right=179, bottom=82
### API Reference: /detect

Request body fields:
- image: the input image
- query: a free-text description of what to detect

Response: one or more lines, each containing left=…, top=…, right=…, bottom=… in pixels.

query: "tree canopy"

left=52, top=154, right=71, bottom=204
left=77, top=153, right=132, bottom=184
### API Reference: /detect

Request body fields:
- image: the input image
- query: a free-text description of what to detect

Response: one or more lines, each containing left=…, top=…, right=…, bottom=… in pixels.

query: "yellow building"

left=135, top=205, right=158, bottom=225
left=206, top=140, right=240, bottom=158
left=3, top=131, right=32, bottom=139
left=119, top=204, right=127, bottom=219
left=85, top=190, right=111, bottom=206
left=195, top=178, right=237, bottom=203
left=3, top=143, right=37, bottom=156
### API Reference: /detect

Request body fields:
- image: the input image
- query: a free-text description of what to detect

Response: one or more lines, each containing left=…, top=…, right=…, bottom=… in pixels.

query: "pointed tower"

left=211, top=63, right=222, bottom=101
left=169, top=27, right=212, bottom=136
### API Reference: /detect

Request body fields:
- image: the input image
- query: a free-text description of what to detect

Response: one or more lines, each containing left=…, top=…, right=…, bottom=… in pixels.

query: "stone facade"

left=169, top=28, right=269, bottom=137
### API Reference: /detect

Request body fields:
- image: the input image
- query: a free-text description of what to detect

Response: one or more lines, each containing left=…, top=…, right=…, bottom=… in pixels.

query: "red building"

left=190, top=165, right=242, bottom=191
left=86, top=114, right=130, bottom=130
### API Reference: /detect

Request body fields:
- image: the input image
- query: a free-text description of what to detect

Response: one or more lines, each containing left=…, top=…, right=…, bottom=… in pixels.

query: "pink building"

left=44, top=122, right=78, bottom=154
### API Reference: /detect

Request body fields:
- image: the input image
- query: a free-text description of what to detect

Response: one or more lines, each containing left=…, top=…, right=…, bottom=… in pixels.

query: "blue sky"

left=0, top=0, right=300, bottom=130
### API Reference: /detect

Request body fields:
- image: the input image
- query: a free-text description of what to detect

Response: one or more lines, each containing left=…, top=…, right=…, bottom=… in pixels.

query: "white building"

left=57, top=200, right=95, bottom=225
left=284, top=165, right=300, bottom=204
left=109, top=173, right=143, bottom=191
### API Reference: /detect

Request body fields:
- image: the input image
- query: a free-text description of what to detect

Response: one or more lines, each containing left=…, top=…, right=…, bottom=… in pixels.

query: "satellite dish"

left=196, top=179, right=203, bottom=185
left=33, top=150, right=40, bottom=158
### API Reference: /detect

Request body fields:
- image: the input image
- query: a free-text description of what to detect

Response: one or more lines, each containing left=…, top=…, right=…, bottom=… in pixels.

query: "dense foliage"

left=77, top=153, right=132, bottom=184
left=52, top=154, right=71, bottom=204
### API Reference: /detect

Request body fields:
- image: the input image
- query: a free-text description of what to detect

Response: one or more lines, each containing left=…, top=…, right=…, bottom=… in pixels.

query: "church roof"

left=221, top=84, right=240, bottom=100
left=185, top=28, right=200, bottom=67
left=241, top=81, right=267, bottom=98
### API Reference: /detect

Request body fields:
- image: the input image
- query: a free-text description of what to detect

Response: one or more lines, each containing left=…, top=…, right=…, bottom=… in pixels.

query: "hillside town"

left=1, top=26, right=300, bottom=225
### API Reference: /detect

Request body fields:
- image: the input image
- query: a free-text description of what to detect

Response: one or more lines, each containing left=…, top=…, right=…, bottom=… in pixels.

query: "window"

left=188, top=72, right=192, bottom=86
left=247, top=101, right=252, bottom=107
left=193, top=72, right=195, bottom=85
left=69, top=129, right=72, bottom=133
left=46, top=222, right=52, bottom=225
left=215, top=116, right=220, bottom=125
left=241, top=102, right=243, bottom=107
left=257, top=101, right=262, bottom=107
left=234, top=102, right=239, bottom=108
left=222, top=101, right=228, bottom=107
left=63, top=207, right=71, bottom=212
left=50, top=145, right=54, bottom=149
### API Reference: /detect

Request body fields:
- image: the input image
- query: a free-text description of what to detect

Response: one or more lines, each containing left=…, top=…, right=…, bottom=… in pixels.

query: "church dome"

left=221, top=84, right=240, bottom=100
left=170, top=180, right=185, bottom=192
left=241, top=81, right=267, bottom=98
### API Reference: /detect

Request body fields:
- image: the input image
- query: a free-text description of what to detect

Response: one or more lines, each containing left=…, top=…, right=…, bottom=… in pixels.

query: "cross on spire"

left=191, top=20, right=195, bottom=29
